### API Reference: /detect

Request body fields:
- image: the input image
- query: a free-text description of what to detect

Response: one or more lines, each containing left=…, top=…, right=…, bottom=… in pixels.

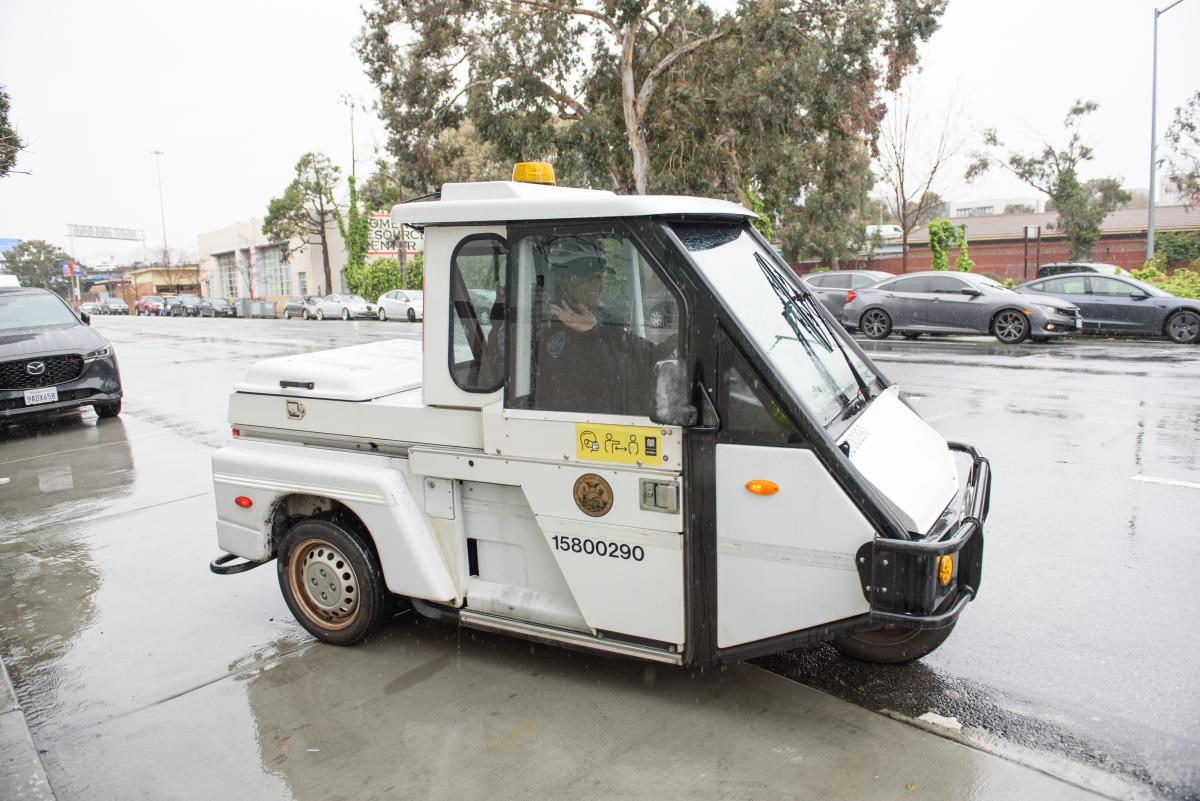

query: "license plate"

left=24, top=386, right=58, bottom=406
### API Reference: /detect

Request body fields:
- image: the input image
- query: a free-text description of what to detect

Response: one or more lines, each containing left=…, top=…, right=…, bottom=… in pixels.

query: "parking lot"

left=2, top=316, right=1197, bottom=800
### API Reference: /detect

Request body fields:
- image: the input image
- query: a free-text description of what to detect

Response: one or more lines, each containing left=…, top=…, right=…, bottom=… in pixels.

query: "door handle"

left=885, top=294, right=896, bottom=299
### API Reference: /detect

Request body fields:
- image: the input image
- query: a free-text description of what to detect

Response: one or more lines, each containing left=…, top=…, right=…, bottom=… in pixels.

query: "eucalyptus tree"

left=263, top=153, right=342, bottom=295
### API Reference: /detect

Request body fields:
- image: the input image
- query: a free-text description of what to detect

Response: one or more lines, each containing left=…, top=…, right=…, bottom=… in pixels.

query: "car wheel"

left=341, top=308, right=350, bottom=321
left=93, top=400, right=122, bottom=419
left=377, top=307, right=387, bottom=322
left=647, top=304, right=669, bottom=328
left=316, top=309, right=325, bottom=321
left=860, top=308, right=892, bottom=339
left=832, top=604, right=956, bottom=665
left=283, top=309, right=291, bottom=319
left=302, top=309, right=310, bottom=320
left=407, top=308, right=416, bottom=323
left=992, top=309, right=1030, bottom=344
left=277, top=518, right=390, bottom=646
left=902, top=333, right=920, bottom=340
left=1165, top=310, right=1200, bottom=344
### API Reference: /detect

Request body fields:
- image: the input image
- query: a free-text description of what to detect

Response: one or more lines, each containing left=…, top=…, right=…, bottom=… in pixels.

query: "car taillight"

left=846, top=290, right=857, bottom=304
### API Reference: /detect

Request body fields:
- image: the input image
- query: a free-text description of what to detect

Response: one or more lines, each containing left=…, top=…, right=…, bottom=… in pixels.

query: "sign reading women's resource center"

left=367, top=214, right=424, bottom=257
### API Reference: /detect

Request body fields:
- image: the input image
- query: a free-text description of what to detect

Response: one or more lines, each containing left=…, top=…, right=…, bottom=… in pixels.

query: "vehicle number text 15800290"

left=551, top=536, right=645, bottom=561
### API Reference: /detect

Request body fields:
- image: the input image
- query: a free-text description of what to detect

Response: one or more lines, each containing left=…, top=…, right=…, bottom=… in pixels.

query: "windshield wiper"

left=797, top=290, right=875, bottom=415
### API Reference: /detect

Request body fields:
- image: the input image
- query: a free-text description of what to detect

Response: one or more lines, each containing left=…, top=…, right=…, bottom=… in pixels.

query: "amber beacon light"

left=512, top=162, right=556, bottom=185
left=745, top=479, right=779, bottom=496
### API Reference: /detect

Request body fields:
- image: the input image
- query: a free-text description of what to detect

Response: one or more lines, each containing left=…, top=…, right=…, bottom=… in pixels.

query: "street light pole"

left=1147, top=0, right=1189, bottom=261
left=151, top=150, right=169, bottom=266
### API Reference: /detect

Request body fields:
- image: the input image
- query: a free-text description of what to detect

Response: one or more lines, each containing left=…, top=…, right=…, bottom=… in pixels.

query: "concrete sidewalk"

left=8, top=616, right=1131, bottom=801
left=0, top=659, right=52, bottom=801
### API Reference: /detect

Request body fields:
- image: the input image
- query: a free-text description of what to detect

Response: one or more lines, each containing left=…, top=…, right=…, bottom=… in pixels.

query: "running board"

left=458, top=610, right=683, bottom=666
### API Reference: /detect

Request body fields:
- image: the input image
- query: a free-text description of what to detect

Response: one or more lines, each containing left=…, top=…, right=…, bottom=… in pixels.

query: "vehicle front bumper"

left=853, top=442, right=990, bottom=630
left=0, top=355, right=123, bottom=419
left=1033, top=309, right=1082, bottom=338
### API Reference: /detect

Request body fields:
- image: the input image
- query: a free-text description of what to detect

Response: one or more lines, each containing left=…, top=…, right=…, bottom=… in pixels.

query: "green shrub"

left=343, top=257, right=403, bottom=302
left=1132, top=258, right=1200, bottom=298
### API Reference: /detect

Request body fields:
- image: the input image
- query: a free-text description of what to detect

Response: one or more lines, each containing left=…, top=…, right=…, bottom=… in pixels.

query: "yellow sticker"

left=575, top=423, right=664, bottom=467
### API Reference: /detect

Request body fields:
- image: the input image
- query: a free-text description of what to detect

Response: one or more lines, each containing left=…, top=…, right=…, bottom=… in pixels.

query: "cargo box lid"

left=235, top=338, right=422, bottom=401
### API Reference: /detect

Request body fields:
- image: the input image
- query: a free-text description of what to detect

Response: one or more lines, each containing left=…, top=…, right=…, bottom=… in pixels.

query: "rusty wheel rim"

left=288, top=538, right=360, bottom=631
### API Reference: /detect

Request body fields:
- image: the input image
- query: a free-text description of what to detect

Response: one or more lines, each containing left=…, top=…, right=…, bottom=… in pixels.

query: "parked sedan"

left=279, top=296, right=319, bottom=320
left=376, top=289, right=423, bottom=322
left=0, top=287, right=123, bottom=420
left=1015, top=273, right=1200, bottom=344
left=313, top=294, right=378, bottom=321
left=801, top=270, right=891, bottom=319
left=80, top=301, right=103, bottom=316
left=843, top=271, right=1081, bottom=344
left=101, top=298, right=129, bottom=315
left=169, top=295, right=203, bottom=316
left=199, top=298, right=237, bottom=318
left=135, top=296, right=168, bottom=316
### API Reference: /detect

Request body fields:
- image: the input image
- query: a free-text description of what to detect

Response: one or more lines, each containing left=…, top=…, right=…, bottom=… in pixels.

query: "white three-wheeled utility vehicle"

left=210, top=164, right=990, bottom=666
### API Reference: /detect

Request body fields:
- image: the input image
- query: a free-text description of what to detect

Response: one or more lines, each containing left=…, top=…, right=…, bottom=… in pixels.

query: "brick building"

left=843, top=205, right=1197, bottom=282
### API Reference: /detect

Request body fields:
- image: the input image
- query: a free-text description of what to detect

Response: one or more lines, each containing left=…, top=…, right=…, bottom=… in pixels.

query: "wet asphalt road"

left=1, top=316, right=1197, bottom=799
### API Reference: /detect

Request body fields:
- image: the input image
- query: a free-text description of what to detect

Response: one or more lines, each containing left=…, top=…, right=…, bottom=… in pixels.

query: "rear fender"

left=212, top=440, right=457, bottom=602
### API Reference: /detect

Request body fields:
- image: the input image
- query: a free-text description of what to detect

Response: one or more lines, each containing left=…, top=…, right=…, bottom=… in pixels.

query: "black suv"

left=169, top=295, right=203, bottom=316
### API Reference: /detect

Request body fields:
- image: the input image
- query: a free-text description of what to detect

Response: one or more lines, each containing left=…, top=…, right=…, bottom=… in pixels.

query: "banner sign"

left=60, top=260, right=80, bottom=277
left=66, top=224, right=143, bottom=241
left=367, top=213, right=423, bottom=257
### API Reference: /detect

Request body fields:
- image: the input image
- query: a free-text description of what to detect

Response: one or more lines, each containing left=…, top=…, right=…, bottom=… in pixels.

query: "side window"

left=1041, top=277, right=1086, bottom=294
left=890, top=276, right=930, bottom=293
left=449, top=235, right=507, bottom=393
left=804, top=274, right=829, bottom=287
left=850, top=273, right=883, bottom=288
left=507, top=227, right=683, bottom=416
left=1088, top=277, right=1136, bottom=297
left=822, top=274, right=853, bottom=289
left=718, top=332, right=805, bottom=447
left=927, top=275, right=968, bottom=293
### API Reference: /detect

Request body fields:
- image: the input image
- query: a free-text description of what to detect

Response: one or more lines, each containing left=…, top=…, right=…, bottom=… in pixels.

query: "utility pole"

left=151, top=150, right=169, bottom=267
left=1147, top=0, right=1190, bottom=260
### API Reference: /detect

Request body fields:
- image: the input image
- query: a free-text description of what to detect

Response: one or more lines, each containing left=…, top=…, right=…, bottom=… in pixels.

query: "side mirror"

left=650, top=358, right=698, bottom=427
left=1129, top=290, right=1149, bottom=300
left=960, top=288, right=983, bottom=297
left=80, top=311, right=91, bottom=325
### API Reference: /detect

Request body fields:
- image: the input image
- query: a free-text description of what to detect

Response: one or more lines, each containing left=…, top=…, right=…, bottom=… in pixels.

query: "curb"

left=0, top=657, right=54, bottom=801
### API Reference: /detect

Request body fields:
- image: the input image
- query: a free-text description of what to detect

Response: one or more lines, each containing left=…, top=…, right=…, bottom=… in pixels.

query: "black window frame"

left=447, top=233, right=509, bottom=394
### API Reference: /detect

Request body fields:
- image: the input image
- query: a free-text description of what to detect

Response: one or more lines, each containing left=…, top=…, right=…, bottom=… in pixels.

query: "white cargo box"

left=235, top=339, right=422, bottom=401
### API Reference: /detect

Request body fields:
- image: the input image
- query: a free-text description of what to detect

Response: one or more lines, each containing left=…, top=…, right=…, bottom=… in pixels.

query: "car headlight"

left=1030, top=303, right=1063, bottom=316
left=84, top=345, right=113, bottom=361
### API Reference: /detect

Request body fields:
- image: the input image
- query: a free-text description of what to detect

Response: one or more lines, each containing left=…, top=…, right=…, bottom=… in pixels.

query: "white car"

left=376, top=289, right=423, bottom=322
left=314, top=294, right=377, bottom=321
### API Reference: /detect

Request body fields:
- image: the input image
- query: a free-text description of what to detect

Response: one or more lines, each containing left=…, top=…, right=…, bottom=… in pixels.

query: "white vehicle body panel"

left=236, top=339, right=422, bottom=401
left=716, top=444, right=873, bottom=648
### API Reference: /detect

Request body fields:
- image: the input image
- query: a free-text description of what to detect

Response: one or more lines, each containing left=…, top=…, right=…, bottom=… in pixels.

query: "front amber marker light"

left=937, top=555, right=954, bottom=586
left=745, top=480, right=779, bottom=496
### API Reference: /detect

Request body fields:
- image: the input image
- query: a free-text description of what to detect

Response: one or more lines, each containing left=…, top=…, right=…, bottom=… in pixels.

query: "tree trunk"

left=319, top=223, right=333, bottom=295
left=620, top=23, right=650, bottom=195
left=901, top=229, right=909, bottom=273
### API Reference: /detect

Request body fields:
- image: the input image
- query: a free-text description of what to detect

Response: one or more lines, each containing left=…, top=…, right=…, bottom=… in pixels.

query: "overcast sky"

left=1, top=0, right=1197, bottom=265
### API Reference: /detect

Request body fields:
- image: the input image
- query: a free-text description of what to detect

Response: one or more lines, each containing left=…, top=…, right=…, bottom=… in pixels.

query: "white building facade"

left=197, top=218, right=349, bottom=306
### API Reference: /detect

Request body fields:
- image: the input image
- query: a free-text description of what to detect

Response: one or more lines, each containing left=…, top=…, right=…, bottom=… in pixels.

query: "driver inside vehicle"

left=533, top=243, right=657, bottom=416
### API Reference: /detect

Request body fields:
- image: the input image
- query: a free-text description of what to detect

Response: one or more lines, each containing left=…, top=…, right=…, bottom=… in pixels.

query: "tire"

left=992, top=309, right=1030, bottom=344
left=93, top=400, right=122, bottom=419
left=902, top=333, right=921, bottom=340
left=283, top=309, right=291, bottom=319
left=341, top=308, right=350, bottom=321
left=316, top=309, right=325, bottom=321
left=831, top=618, right=956, bottom=665
left=860, top=308, right=892, bottom=339
left=1165, top=310, right=1200, bottom=344
left=277, top=518, right=390, bottom=646
left=407, top=308, right=416, bottom=323
left=302, top=309, right=310, bottom=320
left=377, top=307, right=387, bottom=322
left=647, top=304, right=670, bottom=328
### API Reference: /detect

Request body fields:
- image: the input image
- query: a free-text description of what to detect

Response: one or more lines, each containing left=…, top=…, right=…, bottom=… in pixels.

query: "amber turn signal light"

left=745, top=480, right=779, bottom=496
left=234, top=496, right=253, bottom=509
left=937, top=555, right=954, bottom=586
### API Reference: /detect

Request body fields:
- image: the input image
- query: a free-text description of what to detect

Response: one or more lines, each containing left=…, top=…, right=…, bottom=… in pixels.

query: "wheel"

left=902, top=333, right=920, bottom=340
left=860, top=308, right=892, bottom=339
left=377, top=307, right=387, bottom=321
left=302, top=309, right=310, bottom=320
left=277, top=518, right=390, bottom=646
left=831, top=618, right=956, bottom=664
left=341, top=308, right=350, bottom=321
left=316, top=309, right=325, bottom=321
left=283, top=309, right=291, bottom=319
left=992, top=309, right=1030, bottom=344
left=93, top=400, right=122, bottom=419
left=647, top=304, right=670, bottom=328
left=407, top=308, right=416, bottom=323
left=1165, top=310, right=1200, bottom=344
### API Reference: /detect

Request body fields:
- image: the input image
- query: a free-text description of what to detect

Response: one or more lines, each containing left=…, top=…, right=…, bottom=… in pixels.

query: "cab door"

left=485, top=223, right=690, bottom=648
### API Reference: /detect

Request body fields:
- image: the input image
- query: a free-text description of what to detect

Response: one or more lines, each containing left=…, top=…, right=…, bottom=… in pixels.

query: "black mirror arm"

left=690, top=383, right=721, bottom=433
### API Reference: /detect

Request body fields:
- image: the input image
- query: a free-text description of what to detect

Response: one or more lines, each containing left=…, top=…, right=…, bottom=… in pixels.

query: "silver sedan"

left=376, top=289, right=423, bottom=322
left=842, top=271, right=1082, bottom=344
left=314, top=294, right=378, bottom=321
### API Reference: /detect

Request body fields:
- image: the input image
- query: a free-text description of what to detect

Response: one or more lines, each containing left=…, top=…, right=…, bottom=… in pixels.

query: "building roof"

left=908, top=204, right=1197, bottom=244
left=391, top=181, right=754, bottom=227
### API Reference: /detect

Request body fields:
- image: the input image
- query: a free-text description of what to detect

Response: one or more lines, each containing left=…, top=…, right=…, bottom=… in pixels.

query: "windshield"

left=670, top=222, right=879, bottom=429
left=210, top=299, right=230, bottom=306
left=0, top=292, right=81, bottom=331
left=1127, top=277, right=1171, bottom=297
left=347, top=295, right=367, bottom=304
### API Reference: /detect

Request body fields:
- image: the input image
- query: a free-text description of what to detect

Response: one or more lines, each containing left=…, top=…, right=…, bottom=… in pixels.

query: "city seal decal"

left=573, top=473, right=613, bottom=518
